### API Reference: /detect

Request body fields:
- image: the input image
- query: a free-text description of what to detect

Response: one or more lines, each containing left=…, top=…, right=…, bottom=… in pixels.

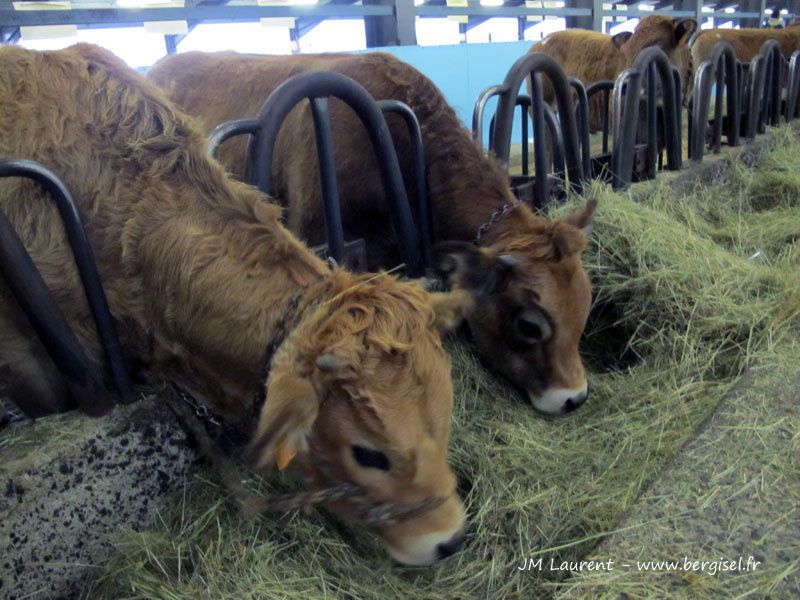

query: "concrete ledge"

left=0, top=396, right=200, bottom=599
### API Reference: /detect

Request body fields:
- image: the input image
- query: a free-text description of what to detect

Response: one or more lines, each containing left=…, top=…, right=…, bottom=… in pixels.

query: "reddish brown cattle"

left=690, top=25, right=800, bottom=66
left=530, top=15, right=698, bottom=130
left=0, top=43, right=474, bottom=565
left=148, top=51, right=597, bottom=416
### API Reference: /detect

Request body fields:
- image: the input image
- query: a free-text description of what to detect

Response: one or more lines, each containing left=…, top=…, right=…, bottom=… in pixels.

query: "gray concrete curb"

left=1, top=396, right=200, bottom=599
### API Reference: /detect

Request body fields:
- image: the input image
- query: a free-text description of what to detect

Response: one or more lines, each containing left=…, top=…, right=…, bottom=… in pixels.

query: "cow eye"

left=518, top=319, right=542, bottom=340
left=352, top=445, right=390, bottom=471
left=516, top=309, right=553, bottom=343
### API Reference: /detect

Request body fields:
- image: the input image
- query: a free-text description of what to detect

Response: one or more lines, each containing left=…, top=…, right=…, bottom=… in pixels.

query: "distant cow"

left=149, top=51, right=597, bottom=416
left=530, top=15, right=698, bottom=130
left=0, top=43, right=473, bottom=565
left=690, top=24, right=800, bottom=67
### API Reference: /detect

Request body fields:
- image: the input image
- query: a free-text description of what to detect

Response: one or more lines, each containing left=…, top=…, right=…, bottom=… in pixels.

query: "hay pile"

left=93, top=128, right=800, bottom=599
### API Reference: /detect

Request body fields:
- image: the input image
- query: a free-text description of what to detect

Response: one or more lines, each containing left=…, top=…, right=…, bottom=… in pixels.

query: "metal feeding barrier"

left=689, top=40, right=800, bottom=160
left=744, top=40, right=786, bottom=139
left=480, top=39, right=800, bottom=198
left=788, top=51, right=800, bottom=122
left=689, top=41, right=741, bottom=161
left=472, top=53, right=585, bottom=210
left=0, top=159, right=133, bottom=417
left=208, top=71, right=429, bottom=276
left=476, top=92, right=568, bottom=207
left=611, top=47, right=682, bottom=189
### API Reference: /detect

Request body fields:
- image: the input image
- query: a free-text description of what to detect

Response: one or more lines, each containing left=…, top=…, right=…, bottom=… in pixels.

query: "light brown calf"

left=0, top=43, right=473, bottom=565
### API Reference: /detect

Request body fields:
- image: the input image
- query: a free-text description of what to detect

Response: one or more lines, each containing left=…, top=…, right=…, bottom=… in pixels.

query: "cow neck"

left=153, top=199, right=331, bottom=418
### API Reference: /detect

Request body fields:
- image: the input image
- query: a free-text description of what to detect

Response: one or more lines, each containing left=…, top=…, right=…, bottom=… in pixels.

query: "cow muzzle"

left=382, top=497, right=467, bottom=565
left=528, top=382, right=589, bottom=416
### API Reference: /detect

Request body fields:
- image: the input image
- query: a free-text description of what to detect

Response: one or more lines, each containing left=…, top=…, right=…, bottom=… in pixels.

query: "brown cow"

left=0, top=43, right=474, bottom=565
left=148, top=51, right=596, bottom=416
left=690, top=24, right=800, bottom=67
left=530, top=15, right=698, bottom=130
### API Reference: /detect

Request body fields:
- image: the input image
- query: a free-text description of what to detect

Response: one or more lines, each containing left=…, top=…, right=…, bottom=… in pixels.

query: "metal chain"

left=474, top=201, right=519, bottom=244
left=0, top=397, right=30, bottom=428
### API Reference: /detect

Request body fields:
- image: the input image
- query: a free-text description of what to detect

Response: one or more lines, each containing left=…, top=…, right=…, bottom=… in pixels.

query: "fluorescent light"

left=480, top=0, right=504, bottom=6
left=261, top=17, right=296, bottom=27
left=724, top=7, right=734, bottom=13
left=144, top=20, right=188, bottom=34
left=702, top=6, right=713, bottom=12
left=13, top=1, right=71, bottom=10
left=289, top=0, right=318, bottom=4
left=781, top=9, right=788, bottom=14
left=637, top=4, right=654, bottom=11
left=20, top=24, right=77, bottom=39
left=551, top=1, right=565, bottom=6
left=116, top=0, right=184, bottom=7
left=414, top=0, right=425, bottom=5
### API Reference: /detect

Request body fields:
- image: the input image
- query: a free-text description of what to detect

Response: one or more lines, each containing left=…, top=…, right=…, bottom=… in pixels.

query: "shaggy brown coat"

left=0, top=43, right=472, bottom=565
left=530, top=15, right=697, bottom=130
left=148, top=50, right=596, bottom=416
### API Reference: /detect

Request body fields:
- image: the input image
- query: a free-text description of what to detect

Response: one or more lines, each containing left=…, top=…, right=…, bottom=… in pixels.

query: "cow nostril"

left=436, top=530, right=466, bottom=559
left=563, top=389, right=589, bottom=413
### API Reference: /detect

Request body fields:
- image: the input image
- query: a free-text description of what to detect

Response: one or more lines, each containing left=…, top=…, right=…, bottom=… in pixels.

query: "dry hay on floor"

left=9, top=126, right=796, bottom=600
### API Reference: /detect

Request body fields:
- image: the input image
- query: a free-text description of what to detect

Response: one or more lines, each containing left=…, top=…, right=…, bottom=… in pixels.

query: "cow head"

left=619, top=15, right=697, bottom=81
left=434, top=200, right=595, bottom=416
left=247, top=271, right=472, bottom=565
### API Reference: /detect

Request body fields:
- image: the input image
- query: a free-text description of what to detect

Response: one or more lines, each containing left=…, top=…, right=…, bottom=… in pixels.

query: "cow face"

left=247, top=274, right=472, bottom=565
left=620, top=15, right=697, bottom=67
left=434, top=200, right=595, bottom=416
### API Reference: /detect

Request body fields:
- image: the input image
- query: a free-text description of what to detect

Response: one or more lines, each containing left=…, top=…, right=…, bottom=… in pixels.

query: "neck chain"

left=474, top=200, right=519, bottom=244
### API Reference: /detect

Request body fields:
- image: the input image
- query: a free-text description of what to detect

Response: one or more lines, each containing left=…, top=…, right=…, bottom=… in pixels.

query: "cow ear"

left=245, top=372, right=319, bottom=472
left=673, top=18, right=697, bottom=47
left=564, top=198, right=598, bottom=237
left=429, top=289, right=474, bottom=334
left=612, top=31, right=633, bottom=49
left=432, top=241, right=516, bottom=296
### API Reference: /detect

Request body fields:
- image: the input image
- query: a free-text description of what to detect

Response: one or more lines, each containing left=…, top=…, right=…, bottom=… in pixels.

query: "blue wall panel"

left=356, top=40, right=532, bottom=145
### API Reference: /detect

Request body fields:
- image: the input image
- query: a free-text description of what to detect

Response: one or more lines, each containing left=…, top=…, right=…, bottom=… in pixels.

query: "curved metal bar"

left=788, top=51, right=800, bottom=121
left=246, top=71, right=423, bottom=275
left=586, top=80, right=615, bottom=154
left=490, top=52, right=583, bottom=195
left=611, top=68, right=641, bottom=187
left=309, top=98, right=346, bottom=263
left=376, top=99, right=433, bottom=267
left=0, top=210, right=109, bottom=416
left=689, top=41, right=740, bottom=161
left=611, top=47, right=681, bottom=189
left=646, top=62, right=658, bottom=180
left=207, top=118, right=260, bottom=160
left=672, top=66, right=683, bottom=157
left=543, top=103, right=565, bottom=178
left=472, top=84, right=506, bottom=145
left=746, top=40, right=783, bottom=134
left=527, top=74, right=550, bottom=205
left=712, top=59, right=725, bottom=152
left=745, top=54, right=767, bottom=139
left=0, top=159, right=131, bottom=413
left=520, top=96, right=530, bottom=176
left=568, top=77, right=592, bottom=179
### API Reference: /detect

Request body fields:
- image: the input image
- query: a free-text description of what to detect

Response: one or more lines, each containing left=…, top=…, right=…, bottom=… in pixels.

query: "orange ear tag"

left=275, top=439, right=297, bottom=471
